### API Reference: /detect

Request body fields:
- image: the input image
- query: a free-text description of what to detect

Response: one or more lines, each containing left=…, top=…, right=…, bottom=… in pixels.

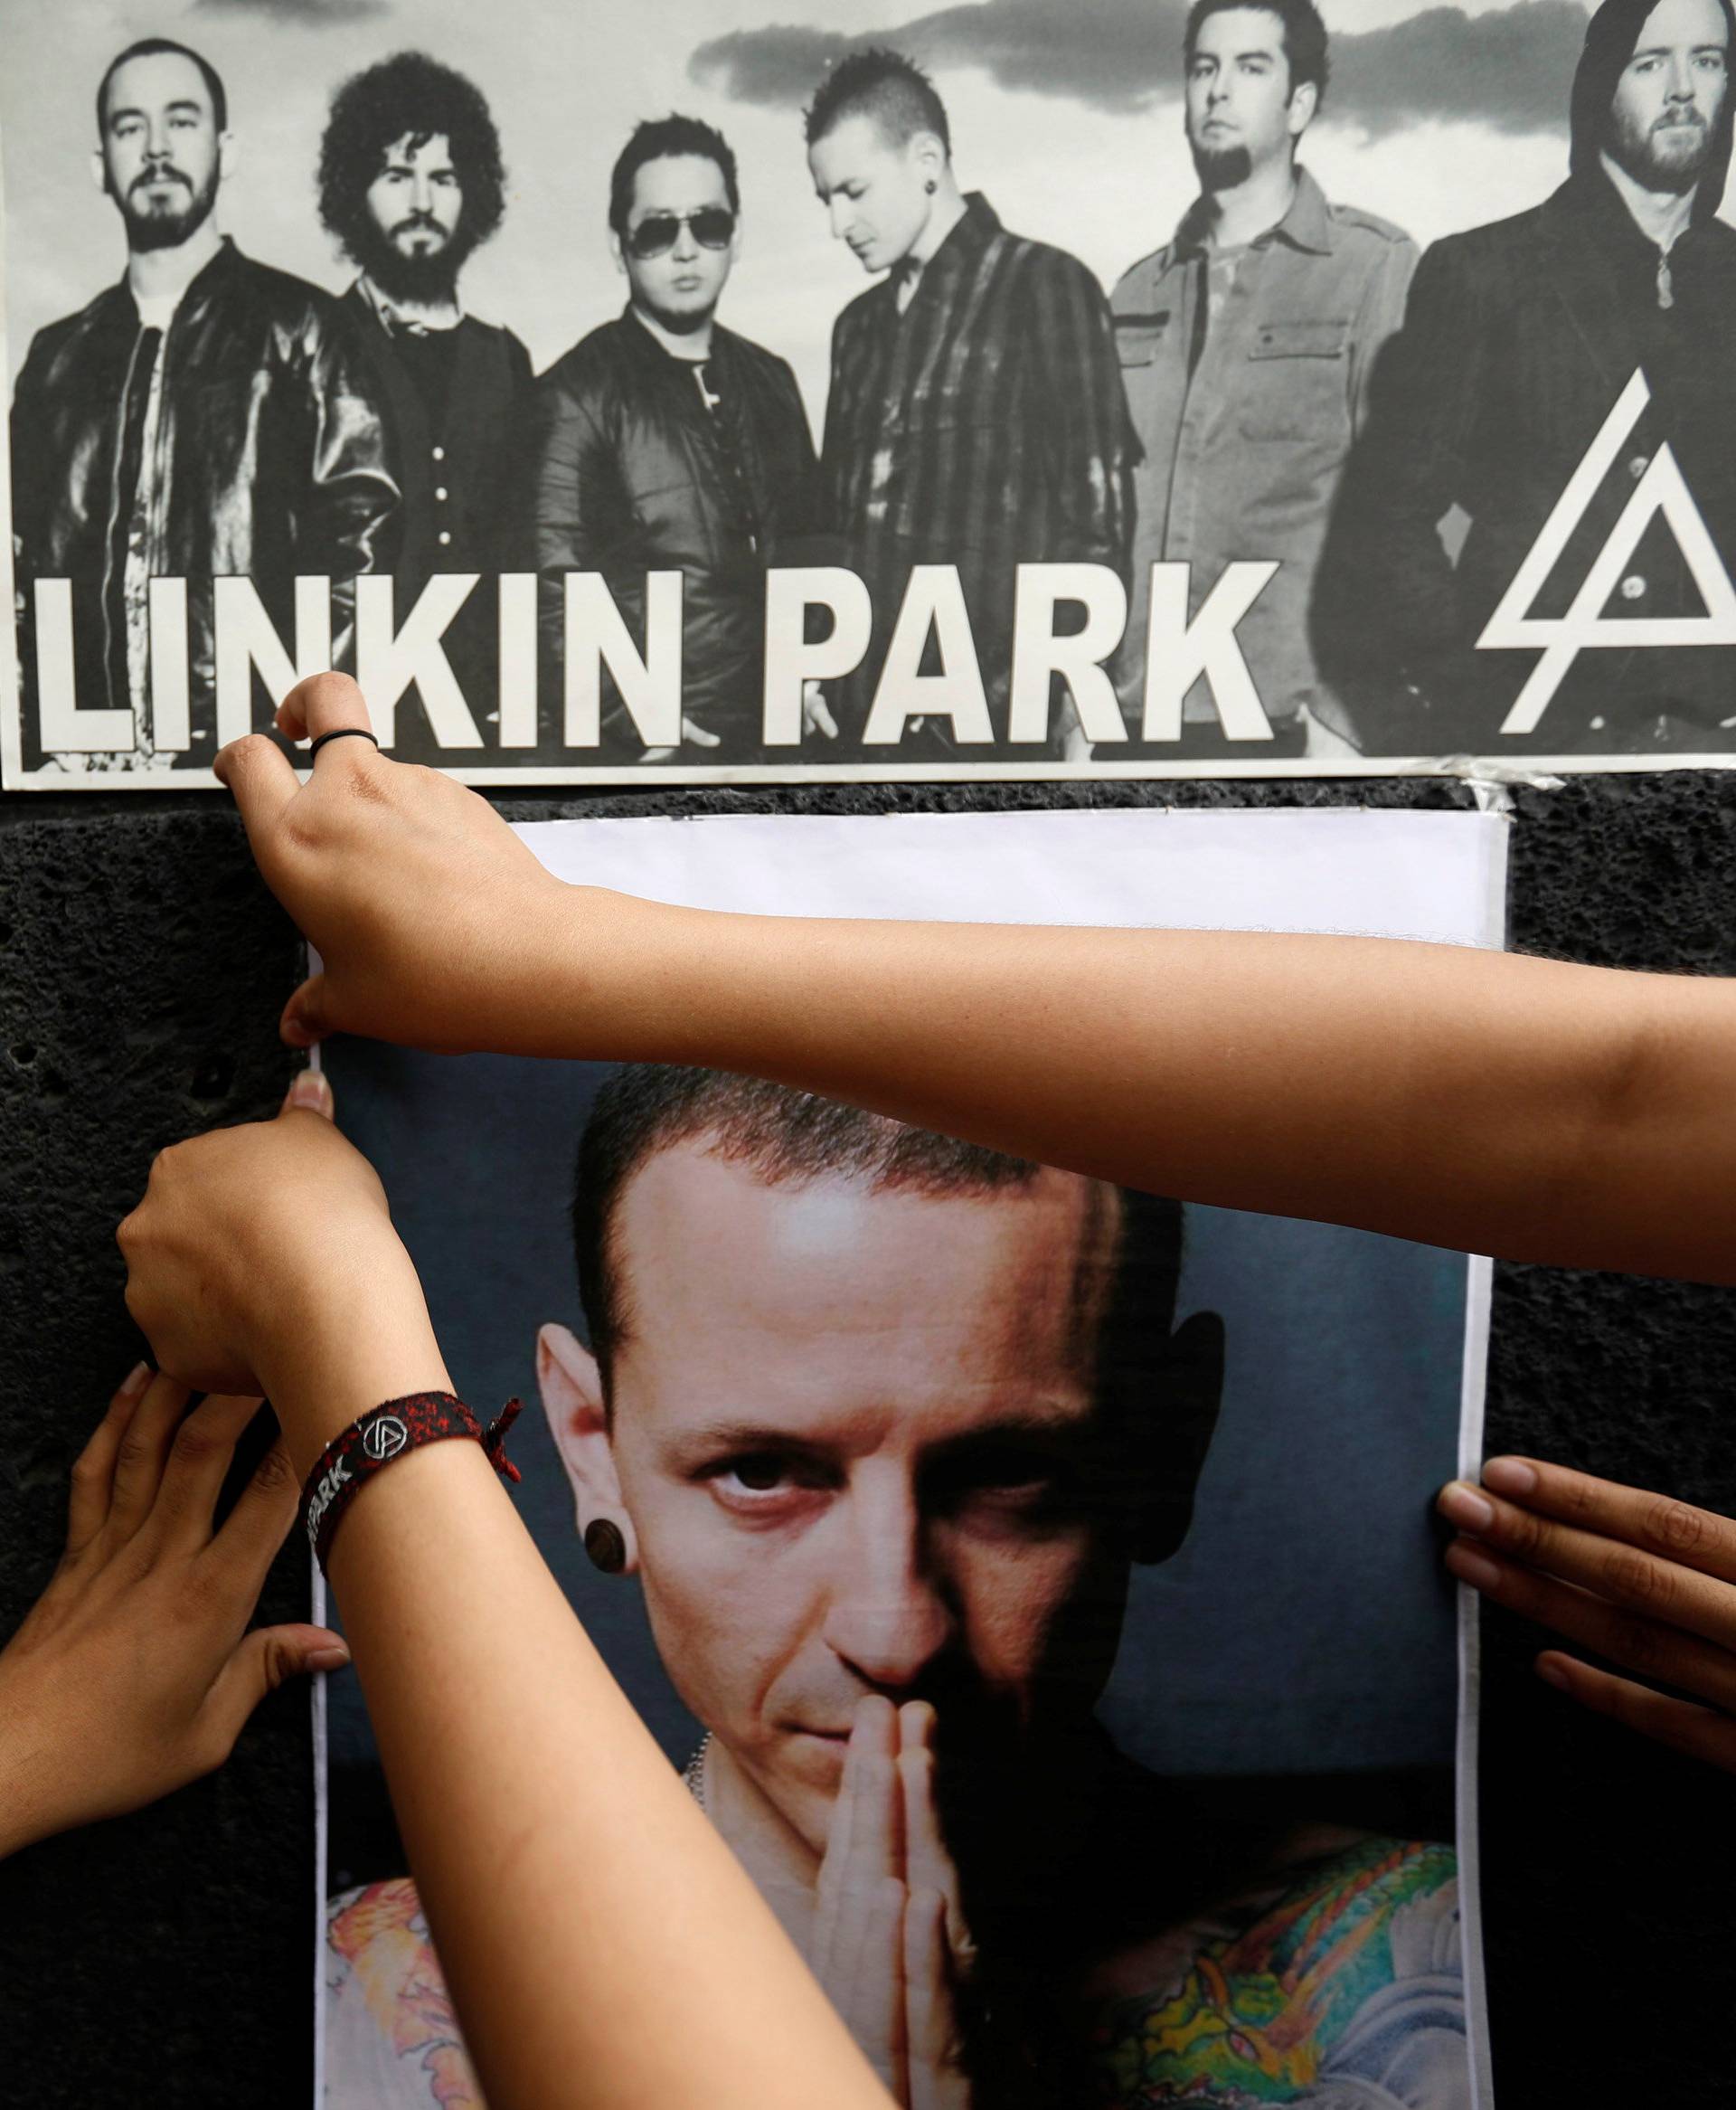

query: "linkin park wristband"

left=302, top=1391, right=523, bottom=1573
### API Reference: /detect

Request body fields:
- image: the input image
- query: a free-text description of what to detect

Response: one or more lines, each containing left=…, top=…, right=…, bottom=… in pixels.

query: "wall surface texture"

left=3, top=772, right=1734, bottom=2106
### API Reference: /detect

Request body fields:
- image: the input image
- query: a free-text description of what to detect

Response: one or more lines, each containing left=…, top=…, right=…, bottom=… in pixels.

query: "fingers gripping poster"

left=315, top=804, right=1507, bottom=2110
left=5, top=0, right=1736, bottom=790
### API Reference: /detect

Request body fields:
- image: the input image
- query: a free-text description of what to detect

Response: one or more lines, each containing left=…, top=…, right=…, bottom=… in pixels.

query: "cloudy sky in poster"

left=0, top=0, right=1652, bottom=418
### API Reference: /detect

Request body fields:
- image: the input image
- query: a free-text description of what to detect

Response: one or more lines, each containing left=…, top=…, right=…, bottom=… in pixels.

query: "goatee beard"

left=353, top=220, right=469, bottom=306
left=118, top=170, right=218, bottom=254
left=1190, top=140, right=1253, bottom=193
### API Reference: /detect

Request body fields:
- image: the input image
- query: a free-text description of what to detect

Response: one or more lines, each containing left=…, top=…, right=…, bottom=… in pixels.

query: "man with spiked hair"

left=807, top=49, right=1137, bottom=760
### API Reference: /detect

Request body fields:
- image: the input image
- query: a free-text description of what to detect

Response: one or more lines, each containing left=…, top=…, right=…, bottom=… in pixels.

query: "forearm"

left=553, top=899, right=1736, bottom=1283
left=325, top=1450, right=884, bottom=2110
left=259, top=1309, right=884, bottom=2110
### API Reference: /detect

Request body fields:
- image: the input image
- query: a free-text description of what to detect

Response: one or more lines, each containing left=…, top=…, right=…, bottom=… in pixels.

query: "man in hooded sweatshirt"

left=1316, top=0, right=1736, bottom=756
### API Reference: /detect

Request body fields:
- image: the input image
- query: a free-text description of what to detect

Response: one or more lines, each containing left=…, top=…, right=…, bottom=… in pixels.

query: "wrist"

left=0, top=1671, right=66, bottom=1859
left=250, top=1244, right=450, bottom=1481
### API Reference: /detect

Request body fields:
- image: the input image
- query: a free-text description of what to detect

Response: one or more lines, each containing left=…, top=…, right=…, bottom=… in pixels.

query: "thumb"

left=204, top=1623, right=352, bottom=1748
left=281, top=972, right=333, bottom=1052
left=280, top=1067, right=335, bottom=1120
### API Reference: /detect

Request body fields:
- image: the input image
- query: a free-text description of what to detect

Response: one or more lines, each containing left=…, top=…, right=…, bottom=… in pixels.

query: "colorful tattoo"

left=327, top=1878, right=485, bottom=2108
left=1090, top=1837, right=1459, bottom=2106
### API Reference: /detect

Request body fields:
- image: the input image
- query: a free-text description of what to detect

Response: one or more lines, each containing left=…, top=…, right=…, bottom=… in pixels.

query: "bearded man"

left=1322, top=0, right=1736, bottom=755
left=318, top=51, right=534, bottom=702
left=9, top=38, right=397, bottom=770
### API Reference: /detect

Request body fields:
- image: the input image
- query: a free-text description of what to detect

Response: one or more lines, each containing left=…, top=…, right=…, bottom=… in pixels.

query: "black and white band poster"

left=314, top=803, right=1506, bottom=2110
left=6, top=0, right=1733, bottom=788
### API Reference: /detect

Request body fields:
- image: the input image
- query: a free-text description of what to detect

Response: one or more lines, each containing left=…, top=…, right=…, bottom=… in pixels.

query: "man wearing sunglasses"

left=531, top=116, right=824, bottom=762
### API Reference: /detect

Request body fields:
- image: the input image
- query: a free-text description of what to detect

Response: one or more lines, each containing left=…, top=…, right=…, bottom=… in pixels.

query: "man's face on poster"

left=544, top=1150, right=1156, bottom=1855
left=808, top=114, right=942, bottom=276
left=98, top=51, right=224, bottom=253
left=1184, top=6, right=1315, bottom=193
left=614, top=153, right=739, bottom=331
left=1607, top=0, right=1729, bottom=193
left=363, top=131, right=465, bottom=287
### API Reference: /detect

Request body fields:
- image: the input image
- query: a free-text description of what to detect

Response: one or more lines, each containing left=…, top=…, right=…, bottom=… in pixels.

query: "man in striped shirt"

left=807, top=50, right=1138, bottom=759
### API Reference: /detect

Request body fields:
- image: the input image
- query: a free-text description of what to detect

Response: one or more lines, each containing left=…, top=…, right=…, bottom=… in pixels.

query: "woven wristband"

left=302, top=1391, right=523, bottom=1574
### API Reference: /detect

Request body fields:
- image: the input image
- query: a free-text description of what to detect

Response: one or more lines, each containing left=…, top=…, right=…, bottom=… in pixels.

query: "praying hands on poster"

left=810, top=1699, right=971, bottom=2110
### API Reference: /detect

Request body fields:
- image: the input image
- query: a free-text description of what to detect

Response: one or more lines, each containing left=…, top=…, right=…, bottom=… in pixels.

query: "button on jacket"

left=1111, top=169, right=1415, bottom=735
left=11, top=238, right=399, bottom=767
left=531, top=309, right=820, bottom=757
left=344, top=286, right=535, bottom=590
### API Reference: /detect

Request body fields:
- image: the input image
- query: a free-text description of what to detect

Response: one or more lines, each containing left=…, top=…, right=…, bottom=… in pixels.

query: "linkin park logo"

left=1478, top=368, right=1736, bottom=734
left=361, top=1415, right=410, bottom=1462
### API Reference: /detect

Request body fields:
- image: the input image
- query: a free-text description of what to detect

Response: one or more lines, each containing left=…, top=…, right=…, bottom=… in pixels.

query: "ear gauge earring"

left=925, top=176, right=938, bottom=194
left=584, top=1518, right=628, bottom=1574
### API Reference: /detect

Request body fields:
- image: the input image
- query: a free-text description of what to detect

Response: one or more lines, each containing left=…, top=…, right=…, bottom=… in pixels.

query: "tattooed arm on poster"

left=811, top=1699, right=970, bottom=2110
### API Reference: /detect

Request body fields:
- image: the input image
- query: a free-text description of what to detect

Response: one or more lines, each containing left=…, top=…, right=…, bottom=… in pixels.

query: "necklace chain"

left=682, top=1731, right=712, bottom=1812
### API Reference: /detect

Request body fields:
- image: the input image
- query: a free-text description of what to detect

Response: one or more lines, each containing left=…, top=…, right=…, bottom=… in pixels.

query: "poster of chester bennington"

left=316, top=803, right=1505, bottom=2110
left=5, top=0, right=1736, bottom=787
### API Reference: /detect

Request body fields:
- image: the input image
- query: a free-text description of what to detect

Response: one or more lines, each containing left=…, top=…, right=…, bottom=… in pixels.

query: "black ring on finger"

left=309, top=728, right=381, bottom=761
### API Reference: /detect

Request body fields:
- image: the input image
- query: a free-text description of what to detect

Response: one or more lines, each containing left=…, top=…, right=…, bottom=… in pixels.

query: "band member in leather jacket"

left=530, top=115, right=821, bottom=764
left=10, top=37, right=398, bottom=773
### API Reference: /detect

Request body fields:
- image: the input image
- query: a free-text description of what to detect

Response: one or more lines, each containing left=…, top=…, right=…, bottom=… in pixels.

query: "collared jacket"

left=11, top=239, right=398, bottom=764
left=1320, top=0, right=1736, bottom=753
left=822, top=193, right=1136, bottom=743
left=1110, top=168, right=1415, bottom=735
left=531, top=308, right=819, bottom=756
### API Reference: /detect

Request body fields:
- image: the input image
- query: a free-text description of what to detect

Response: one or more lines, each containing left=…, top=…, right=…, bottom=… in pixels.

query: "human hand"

left=1439, top=1457, right=1736, bottom=1771
left=1054, top=695, right=1091, bottom=764
left=809, top=1698, right=972, bottom=2110
left=642, top=714, right=724, bottom=763
left=213, top=673, right=590, bottom=1054
left=118, top=1073, right=441, bottom=1464
left=0, top=1366, right=348, bottom=1859
left=803, top=681, right=840, bottom=741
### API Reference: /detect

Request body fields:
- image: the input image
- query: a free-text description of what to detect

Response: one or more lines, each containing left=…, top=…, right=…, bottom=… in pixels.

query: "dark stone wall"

left=3, top=771, right=1733, bottom=2106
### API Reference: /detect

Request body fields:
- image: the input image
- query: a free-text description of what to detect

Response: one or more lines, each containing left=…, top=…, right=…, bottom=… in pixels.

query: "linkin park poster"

left=314, top=802, right=1506, bottom=2109
left=5, top=0, right=1734, bottom=787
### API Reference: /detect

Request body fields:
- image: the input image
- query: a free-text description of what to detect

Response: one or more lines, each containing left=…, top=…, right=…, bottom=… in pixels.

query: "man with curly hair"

left=318, top=52, right=534, bottom=713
